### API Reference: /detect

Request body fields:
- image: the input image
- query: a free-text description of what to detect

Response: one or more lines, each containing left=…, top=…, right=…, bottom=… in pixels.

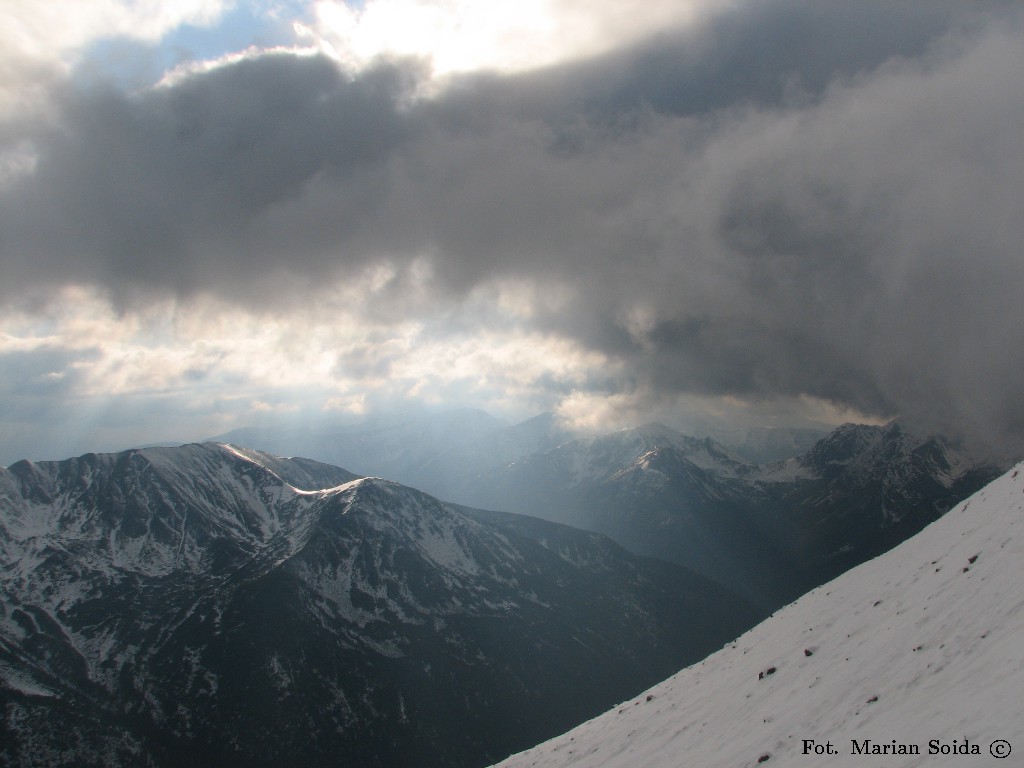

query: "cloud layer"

left=2, top=0, right=1023, bottom=459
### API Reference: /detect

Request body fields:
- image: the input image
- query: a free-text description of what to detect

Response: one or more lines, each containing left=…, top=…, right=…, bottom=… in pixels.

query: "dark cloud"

left=2, top=0, right=1023, bottom=452
left=1, top=53, right=418, bottom=298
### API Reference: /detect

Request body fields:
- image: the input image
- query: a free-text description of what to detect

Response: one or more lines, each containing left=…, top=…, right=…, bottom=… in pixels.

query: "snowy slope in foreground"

left=492, top=463, right=1024, bottom=768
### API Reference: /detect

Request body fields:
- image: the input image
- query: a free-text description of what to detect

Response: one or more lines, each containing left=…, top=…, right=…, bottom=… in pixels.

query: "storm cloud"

left=2, top=0, right=1023, bottom=454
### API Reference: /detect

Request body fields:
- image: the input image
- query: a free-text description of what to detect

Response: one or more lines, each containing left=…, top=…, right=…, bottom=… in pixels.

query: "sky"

left=1, top=0, right=1023, bottom=464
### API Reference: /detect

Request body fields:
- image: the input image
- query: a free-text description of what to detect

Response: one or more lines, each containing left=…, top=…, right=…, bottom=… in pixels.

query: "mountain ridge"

left=458, top=419, right=1005, bottom=607
left=0, top=442, right=761, bottom=768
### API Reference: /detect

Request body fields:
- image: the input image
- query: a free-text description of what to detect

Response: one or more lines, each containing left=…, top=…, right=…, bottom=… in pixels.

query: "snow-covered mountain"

left=458, top=421, right=1004, bottom=608
left=207, top=415, right=998, bottom=611
left=491, top=460, right=1024, bottom=768
left=0, top=443, right=760, bottom=768
left=207, top=410, right=824, bottom=498
left=211, top=409, right=592, bottom=503
left=462, top=422, right=751, bottom=499
left=694, top=424, right=827, bottom=464
left=750, top=422, right=1003, bottom=591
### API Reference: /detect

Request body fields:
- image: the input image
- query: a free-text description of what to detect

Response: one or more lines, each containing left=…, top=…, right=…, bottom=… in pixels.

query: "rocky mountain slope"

left=491, top=460, right=1024, bottom=768
left=0, top=443, right=760, bottom=768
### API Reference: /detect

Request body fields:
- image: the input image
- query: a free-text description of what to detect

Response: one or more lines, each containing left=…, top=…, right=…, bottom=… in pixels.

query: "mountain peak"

left=0, top=443, right=763, bottom=768
left=334, top=474, right=429, bottom=497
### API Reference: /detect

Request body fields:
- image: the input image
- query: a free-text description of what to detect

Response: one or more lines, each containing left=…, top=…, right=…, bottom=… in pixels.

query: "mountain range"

left=208, top=409, right=824, bottom=501
left=224, top=415, right=999, bottom=614
left=212, top=412, right=1005, bottom=609
left=0, top=443, right=760, bottom=768
left=490, top=459, right=1024, bottom=768
left=448, top=420, right=1004, bottom=608
left=1, top=412, right=1010, bottom=766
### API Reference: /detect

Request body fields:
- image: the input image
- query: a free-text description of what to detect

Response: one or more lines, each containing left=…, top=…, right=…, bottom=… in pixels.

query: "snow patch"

left=0, top=662, right=60, bottom=698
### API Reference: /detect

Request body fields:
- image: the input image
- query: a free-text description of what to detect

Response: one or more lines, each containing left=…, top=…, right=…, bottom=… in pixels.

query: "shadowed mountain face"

left=751, top=422, right=1004, bottom=593
left=458, top=422, right=1004, bottom=608
left=0, top=443, right=761, bottom=768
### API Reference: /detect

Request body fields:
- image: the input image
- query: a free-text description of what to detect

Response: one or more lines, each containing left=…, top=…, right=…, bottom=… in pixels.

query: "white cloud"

left=0, top=0, right=233, bottom=117
left=0, top=280, right=618, bottom=457
left=3, top=0, right=229, bottom=56
left=302, top=0, right=727, bottom=77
